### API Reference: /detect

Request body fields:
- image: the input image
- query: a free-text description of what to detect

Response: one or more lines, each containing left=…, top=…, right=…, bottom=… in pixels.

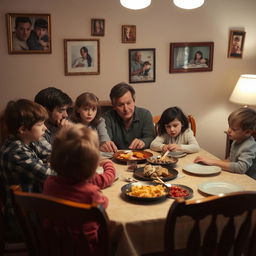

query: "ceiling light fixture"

left=173, top=0, right=205, bottom=9
left=120, top=0, right=152, bottom=10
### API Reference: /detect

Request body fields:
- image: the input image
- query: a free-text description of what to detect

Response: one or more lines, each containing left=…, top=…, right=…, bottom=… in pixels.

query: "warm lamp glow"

left=120, top=0, right=151, bottom=10
left=173, top=0, right=204, bottom=9
left=229, top=74, right=256, bottom=106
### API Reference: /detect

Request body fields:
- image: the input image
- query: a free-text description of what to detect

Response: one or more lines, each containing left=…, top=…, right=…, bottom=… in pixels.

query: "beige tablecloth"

left=103, top=149, right=256, bottom=256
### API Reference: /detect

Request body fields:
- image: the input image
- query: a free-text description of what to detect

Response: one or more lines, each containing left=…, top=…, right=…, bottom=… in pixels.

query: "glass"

left=127, top=160, right=137, bottom=171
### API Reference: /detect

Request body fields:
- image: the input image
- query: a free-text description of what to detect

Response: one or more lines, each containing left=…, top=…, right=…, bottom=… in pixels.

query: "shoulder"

left=135, top=106, right=152, bottom=117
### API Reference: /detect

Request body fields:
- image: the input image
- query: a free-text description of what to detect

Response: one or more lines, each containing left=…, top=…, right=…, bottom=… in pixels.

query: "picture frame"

left=64, top=39, right=100, bottom=76
left=6, top=13, right=51, bottom=54
left=129, top=48, right=156, bottom=83
left=91, top=19, right=105, bottom=36
left=227, top=30, right=246, bottom=58
left=122, top=25, right=136, bottom=43
left=169, top=42, right=214, bottom=73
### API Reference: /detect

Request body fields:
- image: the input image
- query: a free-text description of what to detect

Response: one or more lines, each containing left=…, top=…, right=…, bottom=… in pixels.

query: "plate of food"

left=167, top=184, right=193, bottom=200
left=147, top=155, right=178, bottom=165
left=133, top=164, right=178, bottom=181
left=113, top=150, right=153, bottom=163
left=121, top=181, right=168, bottom=202
left=183, top=164, right=221, bottom=175
left=198, top=181, right=244, bottom=196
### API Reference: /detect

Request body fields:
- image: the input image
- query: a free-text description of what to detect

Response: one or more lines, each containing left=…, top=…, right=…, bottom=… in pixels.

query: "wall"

left=1, top=0, right=256, bottom=158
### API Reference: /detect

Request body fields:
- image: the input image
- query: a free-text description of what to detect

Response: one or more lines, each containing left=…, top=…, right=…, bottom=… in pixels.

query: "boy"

left=34, top=87, right=73, bottom=144
left=194, top=107, right=256, bottom=178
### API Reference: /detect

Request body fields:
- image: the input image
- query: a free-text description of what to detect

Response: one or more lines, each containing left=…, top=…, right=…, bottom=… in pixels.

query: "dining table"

left=102, top=149, right=256, bottom=256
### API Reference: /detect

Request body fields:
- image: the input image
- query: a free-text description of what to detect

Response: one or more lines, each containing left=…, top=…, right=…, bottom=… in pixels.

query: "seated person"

left=34, top=87, right=73, bottom=144
left=194, top=107, right=256, bottom=179
left=103, top=82, right=155, bottom=151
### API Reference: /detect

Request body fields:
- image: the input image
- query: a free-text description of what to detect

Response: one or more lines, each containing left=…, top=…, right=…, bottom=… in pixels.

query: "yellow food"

left=127, top=185, right=166, bottom=198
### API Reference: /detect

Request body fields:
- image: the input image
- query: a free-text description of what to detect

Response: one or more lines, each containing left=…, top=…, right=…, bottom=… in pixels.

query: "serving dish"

left=166, top=184, right=193, bottom=200
left=113, top=150, right=153, bottom=163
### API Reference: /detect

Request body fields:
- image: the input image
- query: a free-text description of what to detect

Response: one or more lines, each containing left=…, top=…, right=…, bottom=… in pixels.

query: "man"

left=34, top=87, right=73, bottom=144
left=131, top=51, right=144, bottom=76
left=12, top=16, right=32, bottom=50
left=103, top=82, right=155, bottom=152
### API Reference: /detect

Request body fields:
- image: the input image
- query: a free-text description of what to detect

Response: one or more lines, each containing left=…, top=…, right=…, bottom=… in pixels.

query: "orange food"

left=133, top=152, right=144, bottom=159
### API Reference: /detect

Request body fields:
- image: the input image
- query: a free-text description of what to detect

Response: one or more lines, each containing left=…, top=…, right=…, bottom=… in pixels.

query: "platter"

left=113, top=150, right=153, bottom=163
left=183, top=163, right=221, bottom=175
left=133, top=166, right=178, bottom=181
left=198, top=181, right=244, bottom=196
left=168, top=151, right=187, bottom=158
left=166, top=184, right=193, bottom=200
left=121, top=181, right=168, bottom=202
left=147, top=155, right=178, bottom=165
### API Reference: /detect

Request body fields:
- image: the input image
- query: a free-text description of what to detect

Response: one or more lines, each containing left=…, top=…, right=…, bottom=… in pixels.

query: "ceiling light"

left=120, top=0, right=152, bottom=10
left=173, top=0, right=205, bottom=9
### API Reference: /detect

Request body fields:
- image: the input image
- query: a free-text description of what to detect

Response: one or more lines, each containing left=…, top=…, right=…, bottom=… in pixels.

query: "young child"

left=194, top=107, right=256, bottom=178
left=150, top=106, right=200, bottom=154
left=43, top=124, right=116, bottom=255
left=0, top=99, right=53, bottom=241
left=70, top=92, right=113, bottom=152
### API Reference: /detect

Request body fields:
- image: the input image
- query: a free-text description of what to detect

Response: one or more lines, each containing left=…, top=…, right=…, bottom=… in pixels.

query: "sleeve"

left=150, top=136, right=165, bottom=152
left=96, top=118, right=111, bottom=144
left=91, top=189, right=109, bottom=209
left=140, top=109, right=156, bottom=149
left=30, top=138, right=52, bottom=163
left=179, top=129, right=200, bottom=153
left=88, top=160, right=116, bottom=189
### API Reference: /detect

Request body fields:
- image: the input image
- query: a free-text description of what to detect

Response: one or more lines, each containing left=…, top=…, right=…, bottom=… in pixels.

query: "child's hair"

left=228, top=107, right=256, bottom=131
left=70, top=92, right=101, bottom=127
left=34, top=18, right=48, bottom=29
left=34, top=87, right=72, bottom=112
left=157, top=107, right=189, bottom=136
left=0, top=99, right=48, bottom=145
left=50, top=124, right=100, bottom=182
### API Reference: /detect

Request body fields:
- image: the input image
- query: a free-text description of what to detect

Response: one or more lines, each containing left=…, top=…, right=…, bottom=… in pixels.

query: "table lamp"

left=229, top=74, right=256, bottom=107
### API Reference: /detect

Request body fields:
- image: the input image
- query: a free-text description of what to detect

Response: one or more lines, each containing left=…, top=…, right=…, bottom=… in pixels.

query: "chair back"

left=164, top=192, right=256, bottom=256
left=10, top=186, right=111, bottom=256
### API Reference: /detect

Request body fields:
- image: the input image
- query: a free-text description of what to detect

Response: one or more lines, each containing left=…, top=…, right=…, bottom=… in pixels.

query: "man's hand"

left=129, top=138, right=145, bottom=150
left=100, top=141, right=118, bottom=152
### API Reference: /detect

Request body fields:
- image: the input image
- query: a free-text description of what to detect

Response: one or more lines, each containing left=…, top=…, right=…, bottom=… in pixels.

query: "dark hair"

left=194, top=51, right=203, bottom=60
left=50, top=124, right=100, bottom=182
left=70, top=92, right=101, bottom=127
left=157, top=107, right=189, bottom=136
left=15, top=17, right=32, bottom=28
left=80, top=47, right=92, bottom=67
left=109, top=82, right=135, bottom=105
left=0, top=99, right=48, bottom=145
left=34, top=87, right=72, bottom=112
left=34, top=18, right=48, bottom=29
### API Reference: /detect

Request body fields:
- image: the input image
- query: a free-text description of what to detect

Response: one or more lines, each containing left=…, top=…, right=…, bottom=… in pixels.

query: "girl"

left=70, top=92, right=112, bottom=152
left=44, top=124, right=116, bottom=255
left=150, top=107, right=200, bottom=154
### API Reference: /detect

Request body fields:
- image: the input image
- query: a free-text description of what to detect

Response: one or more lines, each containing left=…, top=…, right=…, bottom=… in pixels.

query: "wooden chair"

left=152, top=115, right=196, bottom=136
left=10, top=185, right=111, bottom=256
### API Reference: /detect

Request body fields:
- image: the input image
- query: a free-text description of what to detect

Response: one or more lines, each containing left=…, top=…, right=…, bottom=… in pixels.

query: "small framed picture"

left=64, top=39, right=100, bottom=76
left=91, top=19, right=105, bottom=36
left=227, top=30, right=246, bottom=58
left=129, top=48, right=156, bottom=83
left=169, top=42, right=214, bottom=73
left=6, top=13, right=51, bottom=54
left=122, top=25, right=136, bottom=43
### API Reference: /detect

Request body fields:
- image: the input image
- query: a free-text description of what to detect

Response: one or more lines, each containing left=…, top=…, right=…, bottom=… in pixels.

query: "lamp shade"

left=229, top=74, right=256, bottom=106
left=173, top=0, right=204, bottom=9
left=120, top=0, right=151, bottom=10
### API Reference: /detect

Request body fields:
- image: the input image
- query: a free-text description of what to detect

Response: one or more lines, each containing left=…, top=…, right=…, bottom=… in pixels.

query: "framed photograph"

left=6, top=13, right=51, bottom=54
left=122, top=25, right=136, bottom=43
left=169, top=42, right=214, bottom=73
left=91, top=19, right=105, bottom=36
left=227, top=30, right=246, bottom=58
left=129, top=48, right=156, bottom=83
left=64, top=39, right=100, bottom=76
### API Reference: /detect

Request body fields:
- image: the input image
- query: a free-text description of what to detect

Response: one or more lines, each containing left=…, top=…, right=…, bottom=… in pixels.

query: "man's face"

left=135, top=52, right=141, bottom=62
left=113, top=91, right=135, bottom=122
left=49, top=105, right=69, bottom=127
left=15, top=22, right=31, bottom=41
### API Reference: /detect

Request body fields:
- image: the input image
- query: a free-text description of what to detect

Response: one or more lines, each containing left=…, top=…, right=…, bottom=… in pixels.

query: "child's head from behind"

left=34, top=18, right=48, bottom=38
left=0, top=99, right=48, bottom=144
left=51, top=124, right=100, bottom=182
left=71, top=92, right=101, bottom=126
left=158, top=107, right=189, bottom=137
left=228, top=108, right=256, bottom=140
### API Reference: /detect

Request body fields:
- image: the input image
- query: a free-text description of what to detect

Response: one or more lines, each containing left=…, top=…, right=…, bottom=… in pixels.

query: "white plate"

left=100, top=151, right=114, bottom=159
left=198, top=181, right=244, bottom=195
left=183, top=164, right=221, bottom=175
left=168, top=152, right=187, bottom=158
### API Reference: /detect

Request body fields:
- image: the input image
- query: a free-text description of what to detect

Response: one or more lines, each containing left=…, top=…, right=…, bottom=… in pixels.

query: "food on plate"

left=143, top=164, right=169, bottom=178
left=148, top=156, right=177, bottom=164
left=127, top=184, right=166, bottom=198
left=169, top=185, right=189, bottom=198
left=117, top=151, right=147, bottom=160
